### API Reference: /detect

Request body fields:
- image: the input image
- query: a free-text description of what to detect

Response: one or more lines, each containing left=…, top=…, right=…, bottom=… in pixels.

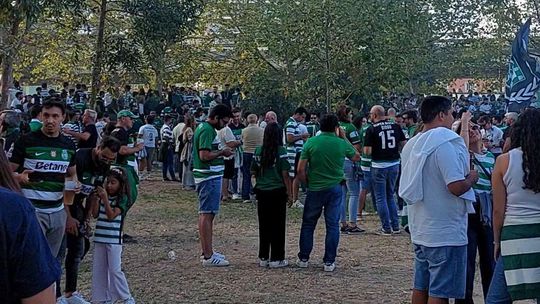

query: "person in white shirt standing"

left=138, top=115, right=159, bottom=178
left=478, top=115, right=504, bottom=158
left=399, top=96, right=479, bottom=304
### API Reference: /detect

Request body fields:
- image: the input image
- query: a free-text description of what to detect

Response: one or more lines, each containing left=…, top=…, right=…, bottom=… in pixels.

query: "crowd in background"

left=1, top=79, right=539, bottom=304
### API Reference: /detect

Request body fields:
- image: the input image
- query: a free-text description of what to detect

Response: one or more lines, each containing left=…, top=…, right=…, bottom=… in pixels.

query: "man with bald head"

left=363, top=105, right=407, bottom=235
left=241, top=114, right=264, bottom=201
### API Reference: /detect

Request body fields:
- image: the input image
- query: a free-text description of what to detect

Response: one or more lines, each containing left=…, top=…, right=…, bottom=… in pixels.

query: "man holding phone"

left=56, top=136, right=121, bottom=304
left=9, top=100, right=78, bottom=301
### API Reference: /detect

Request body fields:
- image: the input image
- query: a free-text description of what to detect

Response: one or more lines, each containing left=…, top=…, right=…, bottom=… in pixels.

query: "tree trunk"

left=323, top=2, right=331, bottom=112
left=90, top=0, right=108, bottom=109
left=0, top=19, right=21, bottom=110
left=1, top=54, right=14, bottom=110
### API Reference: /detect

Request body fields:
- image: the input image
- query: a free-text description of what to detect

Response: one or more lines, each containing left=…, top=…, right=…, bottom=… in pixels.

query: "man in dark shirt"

left=111, top=110, right=144, bottom=166
left=63, top=109, right=98, bottom=149
left=56, top=136, right=121, bottom=304
left=364, top=105, right=407, bottom=235
left=1, top=187, right=60, bottom=304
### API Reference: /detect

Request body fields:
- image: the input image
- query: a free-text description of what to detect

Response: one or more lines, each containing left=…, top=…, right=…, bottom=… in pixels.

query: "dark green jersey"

left=10, top=130, right=76, bottom=210
left=252, top=146, right=290, bottom=190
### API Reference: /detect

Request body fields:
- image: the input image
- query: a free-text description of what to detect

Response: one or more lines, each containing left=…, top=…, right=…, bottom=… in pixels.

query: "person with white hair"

left=502, top=112, right=518, bottom=153
left=241, top=114, right=264, bottom=202
left=63, top=109, right=98, bottom=149
left=260, top=111, right=277, bottom=129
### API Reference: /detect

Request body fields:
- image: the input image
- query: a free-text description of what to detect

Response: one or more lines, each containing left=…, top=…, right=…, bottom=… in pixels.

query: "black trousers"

left=255, top=187, right=287, bottom=261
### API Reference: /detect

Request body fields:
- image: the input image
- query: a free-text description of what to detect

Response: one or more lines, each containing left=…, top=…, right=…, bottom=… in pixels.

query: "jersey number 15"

left=378, top=130, right=396, bottom=149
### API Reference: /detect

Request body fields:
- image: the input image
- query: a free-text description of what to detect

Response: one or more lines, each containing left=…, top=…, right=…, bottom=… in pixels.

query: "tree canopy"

left=0, top=0, right=536, bottom=110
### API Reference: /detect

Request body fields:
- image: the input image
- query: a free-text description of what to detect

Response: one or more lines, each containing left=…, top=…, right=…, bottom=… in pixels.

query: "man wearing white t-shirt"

left=138, top=115, right=159, bottom=176
left=478, top=115, right=504, bottom=158
left=400, top=96, right=479, bottom=304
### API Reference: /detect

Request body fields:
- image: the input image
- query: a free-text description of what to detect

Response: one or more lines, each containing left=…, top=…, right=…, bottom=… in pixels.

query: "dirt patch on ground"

left=74, top=174, right=419, bottom=303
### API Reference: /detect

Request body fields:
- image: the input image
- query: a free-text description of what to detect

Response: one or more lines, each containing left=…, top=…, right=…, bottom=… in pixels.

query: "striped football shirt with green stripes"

left=471, top=151, right=494, bottom=193
left=9, top=131, right=76, bottom=211
left=500, top=215, right=540, bottom=300
left=285, top=117, right=303, bottom=175
left=360, top=123, right=372, bottom=171
left=193, top=122, right=224, bottom=184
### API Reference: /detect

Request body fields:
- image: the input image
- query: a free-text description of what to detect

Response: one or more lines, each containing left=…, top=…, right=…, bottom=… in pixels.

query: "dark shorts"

left=294, top=152, right=301, bottom=176
left=223, top=159, right=235, bottom=179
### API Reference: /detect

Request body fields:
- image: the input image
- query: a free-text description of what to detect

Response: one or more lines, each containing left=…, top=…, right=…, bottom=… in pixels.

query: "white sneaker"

left=123, top=297, right=136, bottom=304
left=199, top=251, right=226, bottom=261
left=232, top=194, right=242, bottom=200
left=259, top=259, right=269, bottom=267
left=324, top=262, right=336, bottom=272
left=65, top=292, right=90, bottom=304
left=296, top=259, right=309, bottom=268
left=202, top=254, right=230, bottom=267
left=293, top=200, right=304, bottom=208
left=269, top=260, right=288, bottom=268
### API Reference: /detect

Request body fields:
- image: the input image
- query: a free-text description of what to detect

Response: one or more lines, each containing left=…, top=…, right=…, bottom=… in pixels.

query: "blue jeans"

left=486, top=258, right=511, bottom=304
left=372, top=164, right=400, bottom=231
left=298, top=184, right=343, bottom=264
left=162, top=147, right=175, bottom=179
left=241, top=152, right=254, bottom=200
left=340, top=159, right=361, bottom=223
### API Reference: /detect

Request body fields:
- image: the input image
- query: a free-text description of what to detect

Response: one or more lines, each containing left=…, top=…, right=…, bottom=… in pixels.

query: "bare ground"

left=71, top=173, right=497, bottom=304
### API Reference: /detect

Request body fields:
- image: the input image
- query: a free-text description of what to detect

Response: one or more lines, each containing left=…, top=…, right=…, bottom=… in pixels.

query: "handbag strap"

left=471, top=152, right=492, bottom=180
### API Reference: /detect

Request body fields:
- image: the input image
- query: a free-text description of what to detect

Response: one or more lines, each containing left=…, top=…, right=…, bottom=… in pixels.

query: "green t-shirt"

left=300, top=132, right=356, bottom=191
left=251, top=146, right=290, bottom=190
left=29, top=120, right=43, bottom=132
left=407, top=125, right=417, bottom=138
left=339, top=121, right=361, bottom=145
left=193, top=122, right=224, bottom=183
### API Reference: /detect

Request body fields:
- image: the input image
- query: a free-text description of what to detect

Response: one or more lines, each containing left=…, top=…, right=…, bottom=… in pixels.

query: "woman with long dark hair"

left=251, top=122, right=292, bottom=268
left=486, top=108, right=540, bottom=303
left=337, top=105, right=363, bottom=233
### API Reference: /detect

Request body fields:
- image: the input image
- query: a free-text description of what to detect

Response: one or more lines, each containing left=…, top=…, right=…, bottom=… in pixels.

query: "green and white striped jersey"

left=10, top=130, right=76, bottom=211
left=471, top=151, right=495, bottom=193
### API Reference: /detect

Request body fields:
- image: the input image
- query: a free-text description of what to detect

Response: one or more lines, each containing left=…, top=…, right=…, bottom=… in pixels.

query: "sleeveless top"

left=503, top=148, right=540, bottom=217
left=500, top=148, right=540, bottom=301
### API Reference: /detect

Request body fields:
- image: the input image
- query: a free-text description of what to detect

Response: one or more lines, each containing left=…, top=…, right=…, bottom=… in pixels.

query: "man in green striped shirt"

left=285, top=107, right=308, bottom=208
left=10, top=100, right=78, bottom=262
left=193, top=104, right=233, bottom=266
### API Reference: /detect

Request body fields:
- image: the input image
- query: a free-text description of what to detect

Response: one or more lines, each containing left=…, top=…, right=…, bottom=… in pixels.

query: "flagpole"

left=534, top=0, right=540, bottom=24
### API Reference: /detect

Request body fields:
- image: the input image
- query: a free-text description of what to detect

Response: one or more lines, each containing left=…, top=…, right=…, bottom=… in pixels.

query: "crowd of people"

left=1, top=80, right=539, bottom=304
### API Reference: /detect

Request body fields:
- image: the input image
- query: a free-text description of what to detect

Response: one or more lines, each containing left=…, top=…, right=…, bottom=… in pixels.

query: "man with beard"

left=9, top=100, right=78, bottom=301
left=56, top=136, right=121, bottom=304
left=193, top=104, right=233, bottom=266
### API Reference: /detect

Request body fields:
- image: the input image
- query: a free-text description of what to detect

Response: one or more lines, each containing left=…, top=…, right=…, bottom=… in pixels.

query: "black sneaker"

left=340, top=226, right=350, bottom=234
left=377, top=229, right=392, bottom=236
left=348, top=226, right=365, bottom=233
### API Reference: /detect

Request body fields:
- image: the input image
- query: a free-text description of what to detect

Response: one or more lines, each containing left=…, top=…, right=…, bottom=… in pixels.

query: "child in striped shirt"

left=90, top=167, right=135, bottom=304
